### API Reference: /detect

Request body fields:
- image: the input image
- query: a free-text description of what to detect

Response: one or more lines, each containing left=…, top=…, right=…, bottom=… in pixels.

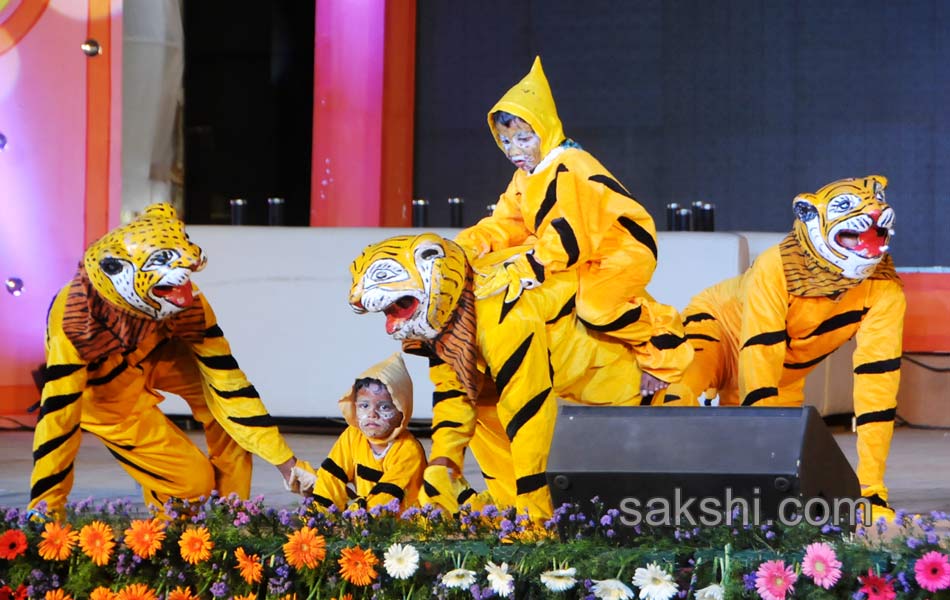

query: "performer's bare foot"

left=640, top=372, right=669, bottom=398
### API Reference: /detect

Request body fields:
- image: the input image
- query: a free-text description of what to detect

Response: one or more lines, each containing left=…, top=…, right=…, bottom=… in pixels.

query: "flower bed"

left=1, top=494, right=948, bottom=599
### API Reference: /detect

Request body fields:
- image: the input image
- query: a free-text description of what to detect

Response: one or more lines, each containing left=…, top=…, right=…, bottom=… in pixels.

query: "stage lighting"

left=5, top=277, right=24, bottom=296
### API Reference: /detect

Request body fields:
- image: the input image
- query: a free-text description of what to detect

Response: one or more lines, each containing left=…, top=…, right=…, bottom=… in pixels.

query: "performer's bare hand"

left=640, top=372, right=669, bottom=398
left=277, top=457, right=296, bottom=486
left=429, top=457, right=460, bottom=480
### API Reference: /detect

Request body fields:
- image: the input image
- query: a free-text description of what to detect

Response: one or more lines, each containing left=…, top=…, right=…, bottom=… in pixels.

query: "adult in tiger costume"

left=29, top=203, right=301, bottom=516
left=660, top=175, right=904, bottom=517
left=348, top=234, right=689, bottom=521
left=457, top=56, right=691, bottom=395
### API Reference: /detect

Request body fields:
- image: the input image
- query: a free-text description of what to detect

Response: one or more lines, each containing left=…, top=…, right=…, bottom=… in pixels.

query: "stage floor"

left=1, top=426, right=949, bottom=514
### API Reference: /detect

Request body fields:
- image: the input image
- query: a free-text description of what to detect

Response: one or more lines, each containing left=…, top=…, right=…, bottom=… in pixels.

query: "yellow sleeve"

left=851, top=280, right=905, bottom=500
left=29, top=288, right=87, bottom=515
left=427, top=359, right=477, bottom=471
left=368, top=436, right=427, bottom=509
left=313, top=428, right=357, bottom=509
left=455, top=177, right=531, bottom=258
left=737, top=257, right=790, bottom=405
left=188, top=299, right=294, bottom=466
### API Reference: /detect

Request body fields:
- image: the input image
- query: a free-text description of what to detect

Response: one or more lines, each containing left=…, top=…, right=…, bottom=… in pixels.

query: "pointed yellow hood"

left=339, top=352, right=414, bottom=445
left=488, top=56, right=566, bottom=158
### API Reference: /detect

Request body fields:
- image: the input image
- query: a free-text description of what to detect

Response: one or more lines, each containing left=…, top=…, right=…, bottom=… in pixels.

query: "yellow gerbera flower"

left=123, top=519, right=166, bottom=559
left=37, top=521, right=79, bottom=561
left=79, top=521, right=116, bottom=566
left=282, top=526, right=326, bottom=570
left=338, top=545, right=379, bottom=587
left=177, top=526, right=213, bottom=564
left=116, top=583, right=157, bottom=600
left=235, top=546, right=263, bottom=584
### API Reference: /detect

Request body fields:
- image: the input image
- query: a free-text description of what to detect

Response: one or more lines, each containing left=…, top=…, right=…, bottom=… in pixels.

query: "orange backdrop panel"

left=900, top=272, right=950, bottom=353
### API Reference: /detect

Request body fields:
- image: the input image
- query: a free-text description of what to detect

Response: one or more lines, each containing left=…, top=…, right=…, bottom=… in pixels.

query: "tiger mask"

left=83, top=203, right=206, bottom=320
left=349, top=233, right=468, bottom=341
left=792, top=174, right=895, bottom=280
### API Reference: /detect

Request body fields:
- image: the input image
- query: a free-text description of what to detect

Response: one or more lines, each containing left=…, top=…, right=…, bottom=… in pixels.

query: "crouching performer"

left=348, top=234, right=691, bottom=522
left=661, top=175, right=904, bottom=518
left=29, top=203, right=301, bottom=517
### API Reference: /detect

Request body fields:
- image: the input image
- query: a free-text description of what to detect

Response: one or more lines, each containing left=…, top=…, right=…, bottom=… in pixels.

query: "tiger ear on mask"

left=792, top=194, right=818, bottom=223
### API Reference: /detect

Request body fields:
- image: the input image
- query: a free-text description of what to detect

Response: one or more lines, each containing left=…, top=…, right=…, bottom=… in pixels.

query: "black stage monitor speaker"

left=547, top=405, right=863, bottom=530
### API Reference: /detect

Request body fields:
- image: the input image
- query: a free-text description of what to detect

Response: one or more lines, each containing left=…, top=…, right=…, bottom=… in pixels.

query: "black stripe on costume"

left=432, top=389, right=466, bottom=407
left=742, top=387, right=778, bottom=406
left=784, top=351, right=833, bottom=370
left=204, top=324, right=224, bottom=338
left=428, top=355, right=446, bottom=367
left=431, top=420, right=464, bottom=434
left=546, top=295, right=576, bottom=325
left=617, top=216, right=659, bottom=259
left=357, top=464, right=384, bottom=483
left=195, top=354, right=240, bottom=370
left=227, top=414, right=276, bottom=427
left=855, top=409, right=896, bottom=427
left=651, top=334, right=687, bottom=350
left=865, top=493, right=888, bottom=508
left=687, top=333, right=719, bottom=343
left=212, top=385, right=261, bottom=399
left=854, top=358, right=901, bottom=375
left=580, top=307, right=642, bottom=332
left=312, top=494, right=334, bottom=508
left=105, top=447, right=173, bottom=482
left=30, top=464, right=73, bottom=501
left=663, top=394, right=682, bottom=404
left=88, top=361, right=128, bottom=386
left=369, top=482, right=405, bottom=500
left=493, top=334, right=534, bottom=396
left=33, top=424, right=81, bottom=463
left=805, top=308, right=869, bottom=338
left=684, top=312, right=716, bottom=325
left=458, top=487, right=477, bottom=505
left=588, top=173, right=634, bottom=199
left=550, top=218, right=580, bottom=267
left=498, top=293, right=521, bottom=325
left=423, top=481, right=440, bottom=498
left=534, top=164, right=568, bottom=230
left=321, top=457, right=349, bottom=483
left=37, top=392, right=82, bottom=421
left=742, top=330, right=787, bottom=348
left=516, top=472, right=548, bottom=495
left=481, top=471, right=495, bottom=481
left=505, top=387, right=551, bottom=442
left=42, top=364, right=85, bottom=383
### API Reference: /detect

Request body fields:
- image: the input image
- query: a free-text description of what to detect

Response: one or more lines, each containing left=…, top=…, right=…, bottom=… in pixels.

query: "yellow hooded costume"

left=455, top=57, right=691, bottom=382
left=29, top=204, right=295, bottom=515
left=662, top=176, right=904, bottom=511
left=309, top=353, right=427, bottom=510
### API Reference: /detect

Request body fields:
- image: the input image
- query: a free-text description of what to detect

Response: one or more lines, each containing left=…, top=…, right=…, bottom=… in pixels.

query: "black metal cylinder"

left=448, top=197, right=464, bottom=227
left=691, top=201, right=705, bottom=231
left=487, top=203, right=497, bottom=216
left=703, top=203, right=715, bottom=231
left=666, top=203, right=679, bottom=231
left=267, top=197, right=285, bottom=226
left=674, top=207, right=692, bottom=232
left=412, top=199, right=429, bottom=227
left=229, top=198, right=247, bottom=225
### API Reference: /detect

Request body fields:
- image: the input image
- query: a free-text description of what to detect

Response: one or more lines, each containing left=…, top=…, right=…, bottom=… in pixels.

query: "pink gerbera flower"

left=914, top=551, right=950, bottom=592
left=754, top=559, right=797, bottom=600
left=858, top=569, right=896, bottom=600
left=801, top=542, right=842, bottom=589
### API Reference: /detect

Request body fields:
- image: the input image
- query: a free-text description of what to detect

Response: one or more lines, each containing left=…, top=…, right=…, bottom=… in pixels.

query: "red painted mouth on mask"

left=383, top=296, right=419, bottom=335
left=836, top=226, right=889, bottom=258
left=153, top=280, right=195, bottom=307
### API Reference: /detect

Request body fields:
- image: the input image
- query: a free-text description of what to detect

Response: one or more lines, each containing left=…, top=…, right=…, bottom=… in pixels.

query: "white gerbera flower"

left=631, top=563, right=678, bottom=600
left=383, top=543, right=419, bottom=579
left=695, top=583, right=724, bottom=600
left=540, top=567, right=578, bottom=592
left=592, top=578, right=635, bottom=600
left=485, top=561, right=514, bottom=597
left=441, top=567, right=477, bottom=589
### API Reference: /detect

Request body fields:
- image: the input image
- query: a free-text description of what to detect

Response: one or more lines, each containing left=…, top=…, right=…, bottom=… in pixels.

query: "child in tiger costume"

left=455, top=56, right=692, bottom=397
left=29, top=203, right=302, bottom=516
left=660, top=175, right=904, bottom=517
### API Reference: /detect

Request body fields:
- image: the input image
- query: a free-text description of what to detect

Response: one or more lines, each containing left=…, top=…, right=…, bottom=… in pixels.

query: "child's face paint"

left=354, top=384, right=403, bottom=439
left=496, top=118, right=542, bottom=172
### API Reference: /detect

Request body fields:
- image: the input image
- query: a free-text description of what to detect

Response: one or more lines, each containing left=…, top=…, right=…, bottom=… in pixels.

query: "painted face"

left=792, top=175, right=895, bottom=280
left=354, top=382, right=403, bottom=440
left=495, top=118, right=542, bottom=172
left=83, top=203, right=206, bottom=319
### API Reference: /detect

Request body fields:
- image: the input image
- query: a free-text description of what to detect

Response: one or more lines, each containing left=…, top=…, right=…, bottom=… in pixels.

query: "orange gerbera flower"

left=177, top=526, right=213, bottom=564
left=278, top=595, right=297, bottom=600
left=89, top=587, right=117, bottom=600
left=331, top=594, right=354, bottom=600
left=338, top=545, right=379, bottom=586
left=235, top=547, right=263, bottom=584
left=116, top=583, right=156, bottom=600
left=44, top=590, right=73, bottom=600
left=0, top=529, right=28, bottom=559
left=282, top=526, right=326, bottom=570
left=79, top=521, right=115, bottom=566
left=233, top=595, right=257, bottom=600
left=123, top=519, right=165, bottom=559
left=165, top=587, right=198, bottom=600
left=38, top=521, right=79, bottom=561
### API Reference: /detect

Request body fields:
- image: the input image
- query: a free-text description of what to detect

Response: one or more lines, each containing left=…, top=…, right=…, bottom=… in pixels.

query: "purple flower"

left=233, top=511, right=250, bottom=527
left=896, top=570, right=911, bottom=592
left=600, top=515, right=613, bottom=526
left=210, top=581, right=229, bottom=598
left=743, top=572, right=756, bottom=590
left=765, top=530, right=776, bottom=540
left=907, top=537, right=922, bottom=549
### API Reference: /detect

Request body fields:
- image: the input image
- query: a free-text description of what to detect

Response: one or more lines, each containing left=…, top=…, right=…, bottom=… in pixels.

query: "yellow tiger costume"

left=30, top=204, right=296, bottom=516
left=455, top=57, right=691, bottom=383
left=349, top=233, right=674, bottom=521
left=662, top=176, right=904, bottom=513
